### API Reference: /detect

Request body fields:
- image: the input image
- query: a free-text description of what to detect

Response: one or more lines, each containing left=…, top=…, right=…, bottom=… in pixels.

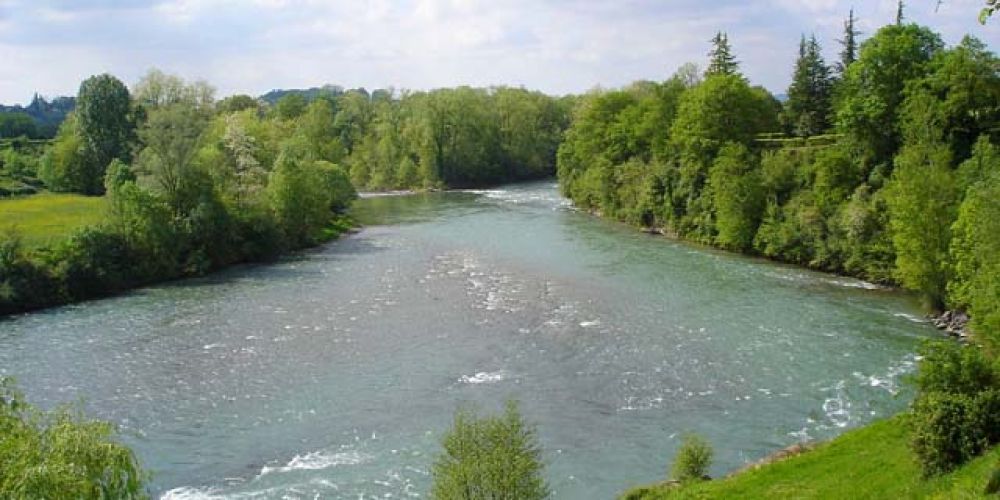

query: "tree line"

left=556, top=12, right=1000, bottom=351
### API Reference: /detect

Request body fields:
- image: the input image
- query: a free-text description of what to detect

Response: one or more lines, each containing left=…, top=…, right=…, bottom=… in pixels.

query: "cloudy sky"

left=0, top=0, right=995, bottom=103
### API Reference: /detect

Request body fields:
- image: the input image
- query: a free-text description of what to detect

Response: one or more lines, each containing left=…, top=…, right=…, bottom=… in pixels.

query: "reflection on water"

left=0, top=181, right=935, bottom=499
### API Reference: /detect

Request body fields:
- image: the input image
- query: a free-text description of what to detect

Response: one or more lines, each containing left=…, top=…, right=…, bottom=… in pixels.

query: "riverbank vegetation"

left=432, top=402, right=548, bottom=500
left=0, top=378, right=148, bottom=498
left=0, top=70, right=569, bottom=316
left=556, top=10, right=1000, bottom=352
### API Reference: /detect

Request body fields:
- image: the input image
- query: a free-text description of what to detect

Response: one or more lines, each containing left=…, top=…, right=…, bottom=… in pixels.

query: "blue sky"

left=0, top=0, right=995, bottom=103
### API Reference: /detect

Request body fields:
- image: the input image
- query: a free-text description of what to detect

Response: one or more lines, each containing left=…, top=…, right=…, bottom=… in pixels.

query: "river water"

left=0, top=182, right=935, bottom=499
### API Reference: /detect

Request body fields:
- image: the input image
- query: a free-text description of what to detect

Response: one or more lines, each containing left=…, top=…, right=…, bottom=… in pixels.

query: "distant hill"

left=259, top=85, right=349, bottom=105
left=0, top=94, right=75, bottom=138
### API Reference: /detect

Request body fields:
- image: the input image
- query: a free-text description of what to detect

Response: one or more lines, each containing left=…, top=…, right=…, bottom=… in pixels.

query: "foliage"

left=705, top=32, right=739, bottom=77
left=0, top=378, right=148, bottom=499
left=949, top=140, right=1000, bottom=351
left=710, top=143, right=764, bottom=251
left=0, top=112, right=38, bottom=139
left=75, top=74, right=136, bottom=194
left=909, top=341, right=1000, bottom=476
left=670, top=434, right=714, bottom=483
left=783, top=35, right=832, bottom=137
left=836, top=24, right=944, bottom=166
left=885, top=141, right=958, bottom=308
left=431, top=401, right=548, bottom=500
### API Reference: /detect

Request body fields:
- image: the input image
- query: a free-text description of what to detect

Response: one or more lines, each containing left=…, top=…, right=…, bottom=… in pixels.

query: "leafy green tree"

left=274, top=93, right=307, bottom=121
left=836, top=24, right=944, bottom=166
left=133, top=69, right=215, bottom=111
left=136, top=104, right=210, bottom=215
left=949, top=139, right=1000, bottom=351
left=710, top=143, right=764, bottom=251
left=0, top=378, right=148, bottom=498
left=431, top=402, right=548, bottom=500
left=899, top=36, right=1000, bottom=162
left=216, top=94, right=261, bottom=115
left=267, top=154, right=331, bottom=248
left=38, top=114, right=93, bottom=193
left=885, top=141, right=958, bottom=308
left=76, top=74, right=136, bottom=194
left=783, top=35, right=833, bottom=137
left=705, top=32, right=740, bottom=77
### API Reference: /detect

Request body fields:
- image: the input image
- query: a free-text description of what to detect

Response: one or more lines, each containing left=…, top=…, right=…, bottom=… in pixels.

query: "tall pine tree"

left=837, top=8, right=860, bottom=76
left=782, top=35, right=832, bottom=137
left=897, top=0, right=905, bottom=25
left=705, top=32, right=740, bottom=77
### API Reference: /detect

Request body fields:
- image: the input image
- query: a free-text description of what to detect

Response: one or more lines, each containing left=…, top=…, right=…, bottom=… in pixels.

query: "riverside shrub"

left=0, top=378, right=148, bottom=498
left=910, top=341, right=1000, bottom=476
left=431, top=401, right=548, bottom=500
left=671, top=434, right=714, bottom=482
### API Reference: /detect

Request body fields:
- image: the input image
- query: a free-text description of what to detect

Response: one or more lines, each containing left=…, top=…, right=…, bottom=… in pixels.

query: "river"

left=0, top=181, right=936, bottom=499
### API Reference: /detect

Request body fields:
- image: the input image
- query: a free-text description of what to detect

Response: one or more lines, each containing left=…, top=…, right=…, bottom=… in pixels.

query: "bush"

left=909, top=341, right=1000, bottom=476
left=432, top=401, right=548, bottom=500
left=670, top=434, right=714, bottom=482
left=0, top=378, right=148, bottom=498
left=910, top=392, right=987, bottom=476
left=913, top=341, right=999, bottom=396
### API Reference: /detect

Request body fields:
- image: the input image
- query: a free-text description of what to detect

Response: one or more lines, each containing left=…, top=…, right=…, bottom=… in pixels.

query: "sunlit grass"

left=623, top=416, right=1000, bottom=499
left=0, top=193, right=106, bottom=247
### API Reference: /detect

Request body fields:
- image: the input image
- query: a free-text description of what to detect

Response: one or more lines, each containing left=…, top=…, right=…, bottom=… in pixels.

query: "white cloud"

left=0, top=0, right=995, bottom=103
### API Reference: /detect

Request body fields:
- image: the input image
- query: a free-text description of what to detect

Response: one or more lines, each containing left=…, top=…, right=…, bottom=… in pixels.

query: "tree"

left=948, top=138, right=1000, bottom=351
left=836, top=8, right=860, bottom=76
left=274, top=93, right=307, bottom=121
left=133, top=69, right=214, bottom=111
left=431, top=402, right=548, bottom=500
left=75, top=74, right=135, bottom=193
left=267, top=153, right=331, bottom=248
left=216, top=94, right=261, bottom=115
left=0, top=378, right=148, bottom=498
left=38, top=114, right=93, bottom=193
left=836, top=24, right=944, bottom=166
left=899, top=36, right=1000, bottom=162
left=705, top=32, right=740, bottom=77
left=136, top=104, right=209, bottom=215
left=897, top=0, right=905, bottom=25
left=710, top=143, right=765, bottom=251
left=783, top=35, right=833, bottom=136
left=885, top=141, right=958, bottom=309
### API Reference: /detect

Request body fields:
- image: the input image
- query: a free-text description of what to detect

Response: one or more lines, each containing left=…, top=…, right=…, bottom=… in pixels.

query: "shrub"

left=909, top=341, right=1000, bottom=476
left=913, top=341, right=999, bottom=396
left=986, top=465, right=1000, bottom=495
left=670, top=434, right=714, bottom=482
left=431, top=401, right=548, bottom=500
left=0, top=378, right=148, bottom=498
left=910, top=392, right=986, bottom=476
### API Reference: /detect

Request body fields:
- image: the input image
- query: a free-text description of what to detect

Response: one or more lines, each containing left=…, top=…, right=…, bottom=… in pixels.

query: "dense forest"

left=556, top=14, right=1000, bottom=351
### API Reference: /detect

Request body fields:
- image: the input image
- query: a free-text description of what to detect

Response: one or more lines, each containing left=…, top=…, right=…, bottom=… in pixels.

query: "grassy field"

left=0, top=193, right=106, bottom=247
left=623, top=415, right=1000, bottom=499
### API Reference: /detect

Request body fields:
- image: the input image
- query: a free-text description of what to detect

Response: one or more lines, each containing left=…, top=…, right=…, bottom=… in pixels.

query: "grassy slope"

left=624, top=415, right=1000, bottom=499
left=0, top=193, right=105, bottom=247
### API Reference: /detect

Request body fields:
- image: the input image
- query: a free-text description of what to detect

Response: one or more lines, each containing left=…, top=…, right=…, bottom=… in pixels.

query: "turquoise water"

left=0, top=182, right=936, bottom=498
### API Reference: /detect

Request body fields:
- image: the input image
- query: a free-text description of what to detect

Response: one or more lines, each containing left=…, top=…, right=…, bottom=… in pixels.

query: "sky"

left=0, top=0, right=996, bottom=104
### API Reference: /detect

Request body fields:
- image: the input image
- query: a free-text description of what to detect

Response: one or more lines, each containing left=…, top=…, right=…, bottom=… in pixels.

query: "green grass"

left=623, top=415, right=1000, bottom=499
left=0, top=193, right=106, bottom=247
